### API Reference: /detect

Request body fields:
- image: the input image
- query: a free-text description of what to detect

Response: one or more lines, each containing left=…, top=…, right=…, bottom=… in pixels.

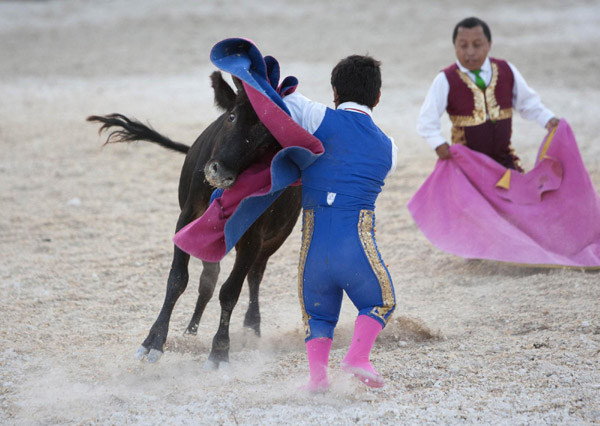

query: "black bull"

left=87, top=71, right=302, bottom=367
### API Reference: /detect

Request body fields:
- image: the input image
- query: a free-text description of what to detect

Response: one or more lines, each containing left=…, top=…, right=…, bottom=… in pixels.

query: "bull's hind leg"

left=206, top=235, right=261, bottom=368
left=243, top=259, right=267, bottom=336
left=243, top=195, right=302, bottom=337
left=185, top=261, right=221, bottom=335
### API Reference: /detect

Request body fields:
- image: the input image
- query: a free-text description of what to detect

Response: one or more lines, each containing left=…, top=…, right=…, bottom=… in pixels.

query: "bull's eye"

left=228, top=113, right=236, bottom=122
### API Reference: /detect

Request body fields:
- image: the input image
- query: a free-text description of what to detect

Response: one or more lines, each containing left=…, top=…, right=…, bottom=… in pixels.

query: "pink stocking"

left=304, top=337, right=332, bottom=392
left=341, top=315, right=385, bottom=388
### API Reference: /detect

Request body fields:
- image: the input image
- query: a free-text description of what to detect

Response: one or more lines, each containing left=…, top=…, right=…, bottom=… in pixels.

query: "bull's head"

left=204, top=71, right=279, bottom=189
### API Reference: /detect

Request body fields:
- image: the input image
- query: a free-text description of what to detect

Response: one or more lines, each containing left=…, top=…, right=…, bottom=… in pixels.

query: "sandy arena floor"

left=1, top=0, right=599, bottom=424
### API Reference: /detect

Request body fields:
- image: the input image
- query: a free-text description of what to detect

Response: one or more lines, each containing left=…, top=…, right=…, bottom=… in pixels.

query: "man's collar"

left=337, top=101, right=372, bottom=117
left=456, top=57, right=491, bottom=74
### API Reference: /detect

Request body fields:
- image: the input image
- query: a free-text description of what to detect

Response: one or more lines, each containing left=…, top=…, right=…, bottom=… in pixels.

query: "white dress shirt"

left=417, top=57, right=555, bottom=150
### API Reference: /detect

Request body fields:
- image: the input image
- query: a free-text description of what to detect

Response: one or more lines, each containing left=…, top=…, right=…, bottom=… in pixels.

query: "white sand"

left=1, top=0, right=599, bottom=424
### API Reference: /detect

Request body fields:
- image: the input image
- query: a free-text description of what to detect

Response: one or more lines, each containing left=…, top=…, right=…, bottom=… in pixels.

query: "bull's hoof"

left=203, top=359, right=217, bottom=370
left=134, top=345, right=163, bottom=363
left=244, top=324, right=260, bottom=337
left=184, top=325, right=198, bottom=336
left=243, top=312, right=261, bottom=336
left=135, top=345, right=149, bottom=360
left=203, top=359, right=230, bottom=370
left=207, top=347, right=230, bottom=368
left=243, top=321, right=261, bottom=337
left=147, top=349, right=163, bottom=363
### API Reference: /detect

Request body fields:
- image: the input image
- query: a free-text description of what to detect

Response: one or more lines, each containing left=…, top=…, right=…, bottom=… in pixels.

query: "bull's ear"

left=232, top=76, right=245, bottom=93
left=210, top=71, right=236, bottom=111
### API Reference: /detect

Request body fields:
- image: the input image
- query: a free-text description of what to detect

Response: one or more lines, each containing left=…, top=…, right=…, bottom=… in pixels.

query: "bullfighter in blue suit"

left=284, top=55, right=398, bottom=391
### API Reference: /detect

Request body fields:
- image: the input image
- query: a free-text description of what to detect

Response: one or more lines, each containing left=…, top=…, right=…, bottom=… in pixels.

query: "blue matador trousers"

left=298, top=205, right=396, bottom=341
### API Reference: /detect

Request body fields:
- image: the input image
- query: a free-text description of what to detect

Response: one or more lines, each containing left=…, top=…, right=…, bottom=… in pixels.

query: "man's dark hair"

left=330, top=55, right=381, bottom=108
left=452, top=17, right=492, bottom=43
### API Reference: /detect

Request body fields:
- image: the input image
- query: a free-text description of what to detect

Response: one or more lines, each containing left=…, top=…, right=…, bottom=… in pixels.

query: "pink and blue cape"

left=173, top=39, right=323, bottom=262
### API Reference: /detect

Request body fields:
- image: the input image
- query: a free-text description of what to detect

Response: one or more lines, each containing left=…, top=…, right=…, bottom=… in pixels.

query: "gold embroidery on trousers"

left=298, top=209, right=314, bottom=339
left=357, top=210, right=395, bottom=324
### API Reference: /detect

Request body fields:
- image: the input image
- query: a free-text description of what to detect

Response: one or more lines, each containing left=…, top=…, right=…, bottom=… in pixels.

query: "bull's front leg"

left=136, top=245, right=190, bottom=363
left=205, top=237, right=261, bottom=368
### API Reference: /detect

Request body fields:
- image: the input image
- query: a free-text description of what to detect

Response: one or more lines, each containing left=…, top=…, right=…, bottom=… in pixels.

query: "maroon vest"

left=443, top=58, right=520, bottom=170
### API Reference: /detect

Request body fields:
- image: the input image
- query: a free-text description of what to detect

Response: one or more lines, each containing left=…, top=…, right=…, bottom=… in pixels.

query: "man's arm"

left=509, top=62, right=558, bottom=129
left=384, top=138, right=399, bottom=180
left=283, top=92, right=327, bottom=135
left=417, top=72, right=451, bottom=159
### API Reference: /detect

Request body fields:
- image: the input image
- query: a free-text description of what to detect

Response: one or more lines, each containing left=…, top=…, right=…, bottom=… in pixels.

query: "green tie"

left=472, top=69, right=486, bottom=91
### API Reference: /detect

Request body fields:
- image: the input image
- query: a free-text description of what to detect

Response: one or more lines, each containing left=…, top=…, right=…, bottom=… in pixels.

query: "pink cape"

left=407, top=119, right=600, bottom=267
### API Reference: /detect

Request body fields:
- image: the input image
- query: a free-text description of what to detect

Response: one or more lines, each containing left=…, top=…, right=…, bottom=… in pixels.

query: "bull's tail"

left=86, top=113, right=189, bottom=154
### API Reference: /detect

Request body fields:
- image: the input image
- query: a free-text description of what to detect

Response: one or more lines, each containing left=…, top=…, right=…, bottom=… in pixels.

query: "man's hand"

left=435, top=143, right=451, bottom=160
left=545, top=117, right=560, bottom=130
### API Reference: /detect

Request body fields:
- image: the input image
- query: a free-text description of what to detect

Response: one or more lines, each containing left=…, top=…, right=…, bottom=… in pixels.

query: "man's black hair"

left=452, top=17, right=492, bottom=43
left=330, top=55, right=381, bottom=108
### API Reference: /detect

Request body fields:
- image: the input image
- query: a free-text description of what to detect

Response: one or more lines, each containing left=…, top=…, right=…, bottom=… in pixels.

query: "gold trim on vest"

left=449, top=62, right=513, bottom=129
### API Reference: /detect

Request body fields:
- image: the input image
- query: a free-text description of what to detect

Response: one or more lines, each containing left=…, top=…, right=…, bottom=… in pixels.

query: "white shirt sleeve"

left=508, top=62, right=555, bottom=127
left=386, top=137, right=399, bottom=179
left=416, top=72, right=450, bottom=150
left=283, top=92, right=327, bottom=135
